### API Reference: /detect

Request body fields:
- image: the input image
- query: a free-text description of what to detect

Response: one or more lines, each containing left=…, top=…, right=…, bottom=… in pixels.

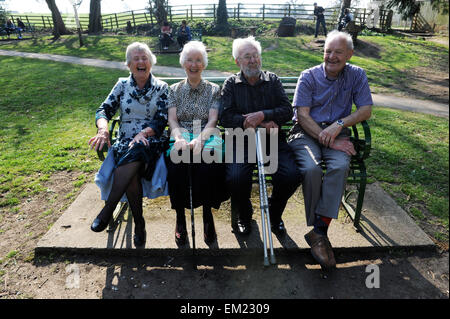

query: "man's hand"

left=318, top=122, right=342, bottom=147
left=329, top=137, right=356, bottom=156
left=260, top=120, right=279, bottom=135
left=243, top=111, right=264, bottom=129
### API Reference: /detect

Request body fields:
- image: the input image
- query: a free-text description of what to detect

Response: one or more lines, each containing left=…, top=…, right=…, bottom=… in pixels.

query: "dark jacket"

left=220, top=71, right=292, bottom=135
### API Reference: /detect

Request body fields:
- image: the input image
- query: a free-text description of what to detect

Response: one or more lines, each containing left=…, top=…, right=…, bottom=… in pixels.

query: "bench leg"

left=107, top=201, right=129, bottom=232
left=341, top=165, right=367, bottom=232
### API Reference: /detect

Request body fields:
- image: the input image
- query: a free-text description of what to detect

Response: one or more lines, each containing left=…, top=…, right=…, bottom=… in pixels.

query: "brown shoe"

left=304, top=229, right=336, bottom=270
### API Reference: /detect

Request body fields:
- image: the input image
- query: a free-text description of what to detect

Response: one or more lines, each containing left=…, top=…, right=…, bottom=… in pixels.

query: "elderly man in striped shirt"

left=288, top=30, right=373, bottom=270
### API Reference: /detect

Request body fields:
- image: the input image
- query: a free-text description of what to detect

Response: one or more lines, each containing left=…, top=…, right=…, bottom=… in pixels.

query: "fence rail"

left=8, top=3, right=344, bottom=31
left=8, top=3, right=388, bottom=32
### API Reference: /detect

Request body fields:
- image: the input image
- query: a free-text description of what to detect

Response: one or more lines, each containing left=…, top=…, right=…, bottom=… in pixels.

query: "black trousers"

left=225, top=136, right=302, bottom=224
left=165, top=157, right=229, bottom=210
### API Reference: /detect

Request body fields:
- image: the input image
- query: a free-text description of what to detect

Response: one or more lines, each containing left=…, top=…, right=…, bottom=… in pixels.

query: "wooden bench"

left=343, top=21, right=362, bottom=43
left=98, top=76, right=371, bottom=231
left=158, top=28, right=202, bottom=53
left=0, top=23, right=35, bottom=40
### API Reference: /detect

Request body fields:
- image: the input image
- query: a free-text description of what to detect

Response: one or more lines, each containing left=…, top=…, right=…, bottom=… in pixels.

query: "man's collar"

left=321, top=63, right=348, bottom=81
left=235, top=71, right=269, bottom=84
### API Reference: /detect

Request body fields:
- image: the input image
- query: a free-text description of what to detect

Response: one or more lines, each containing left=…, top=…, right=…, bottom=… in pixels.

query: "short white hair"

left=232, top=36, right=262, bottom=60
left=179, top=41, right=208, bottom=68
left=325, top=30, right=354, bottom=51
left=125, top=42, right=157, bottom=66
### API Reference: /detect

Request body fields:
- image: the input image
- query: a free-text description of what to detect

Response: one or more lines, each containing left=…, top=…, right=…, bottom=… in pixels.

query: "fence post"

left=144, top=12, right=148, bottom=24
left=132, top=10, right=136, bottom=28
left=237, top=3, right=240, bottom=20
left=42, top=16, right=46, bottom=28
left=190, top=5, right=193, bottom=20
left=289, top=4, right=291, bottom=17
left=262, top=4, right=265, bottom=20
left=170, top=7, right=172, bottom=23
left=25, top=15, right=30, bottom=26
left=186, top=9, right=188, bottom=20
left=213, top=4, right=216, bottom=22
left=115, top=13, right=119, bottom=29
left=47, top=16, right=52, bottom=28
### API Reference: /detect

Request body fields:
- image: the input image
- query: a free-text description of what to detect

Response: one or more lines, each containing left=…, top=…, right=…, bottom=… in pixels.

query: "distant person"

left=338, top=8, right=354, bottom=31
left=177, top=20, right=191, bottom=49
left=16, top=18, right=26, bottom=30
left=288, top=31, right=372, bottom=270
left=5, top=18, right=21, bottom=39
left=126, top=21, right=133, bottom=34
left=313, top=2, right=327, bottom=38
left=160, top=21, right=173, bottom=50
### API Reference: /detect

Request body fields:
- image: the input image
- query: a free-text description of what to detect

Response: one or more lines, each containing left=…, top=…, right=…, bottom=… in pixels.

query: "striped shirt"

left=292, top=63, right=373, bottom=123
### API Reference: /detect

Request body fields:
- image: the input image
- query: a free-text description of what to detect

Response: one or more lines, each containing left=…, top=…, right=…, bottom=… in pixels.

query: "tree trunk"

left=339, top=0, right=352, bottom=25
left=89, top=0, right=102, bottom=34
left=153, top=0, right=168, bottom=26
left=45, top=0, right=70, bottom=38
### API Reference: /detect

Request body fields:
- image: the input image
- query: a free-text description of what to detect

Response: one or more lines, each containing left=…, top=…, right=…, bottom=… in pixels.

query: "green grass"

left=0, top=56, right=124, bottom=208
left=366, top=107, right=449, bottom=234
left=1, top=33, right=448, bottom=87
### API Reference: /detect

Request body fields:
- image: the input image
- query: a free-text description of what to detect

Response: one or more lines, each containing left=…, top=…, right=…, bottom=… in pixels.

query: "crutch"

left=255, top=128, right=276, bottom=266
left=188, top=151, right=196, bottom=256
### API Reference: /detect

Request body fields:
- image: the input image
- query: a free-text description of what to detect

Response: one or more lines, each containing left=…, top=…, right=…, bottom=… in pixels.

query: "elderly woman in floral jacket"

left=88, top=42, right=169, bottom=248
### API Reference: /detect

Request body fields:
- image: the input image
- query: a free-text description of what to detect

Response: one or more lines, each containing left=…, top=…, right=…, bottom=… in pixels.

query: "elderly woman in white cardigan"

left=88, top=42, right=169, bottom=248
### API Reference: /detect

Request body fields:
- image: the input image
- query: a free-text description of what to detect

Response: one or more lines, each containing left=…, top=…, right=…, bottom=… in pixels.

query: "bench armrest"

left=96, top=118, right=119, bottom=161
left=350, top=120, right=371, bottom=161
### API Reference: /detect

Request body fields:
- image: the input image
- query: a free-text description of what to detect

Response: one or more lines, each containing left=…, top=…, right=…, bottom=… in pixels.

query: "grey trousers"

left=288, top=129, right=350, bottom=226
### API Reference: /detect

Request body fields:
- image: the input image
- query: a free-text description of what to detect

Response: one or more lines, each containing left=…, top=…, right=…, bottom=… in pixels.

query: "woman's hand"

left=129, top=131, right=149, bottom=148
left=88, top=128, right=110, bottom=152
left=173, top=137, right=189, bottom=152
left=188, top=137, right=203, bottom=155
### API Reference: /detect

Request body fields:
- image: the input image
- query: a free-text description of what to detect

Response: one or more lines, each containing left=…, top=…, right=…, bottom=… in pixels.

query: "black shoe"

left=134, top=229, right=146, bottom=248
left=271, top=220, right=286, bottom=237
left=90, top=217, right=109, bottom=232
left=232, top=220, right=251, bottom=236
left=204, top=221, right=217, bottom=244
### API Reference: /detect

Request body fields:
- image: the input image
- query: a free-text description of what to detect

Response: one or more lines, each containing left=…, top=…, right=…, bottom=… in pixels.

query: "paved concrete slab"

left=372, top=94, right=448, bottom=118
left=36, top=182, right=435, bottom=257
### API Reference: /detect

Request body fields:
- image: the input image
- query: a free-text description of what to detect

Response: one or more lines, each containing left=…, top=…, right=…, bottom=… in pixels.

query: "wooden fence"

left=8, top=3, right=381, bottom=32
left=9, top=3, right=343, bottom=31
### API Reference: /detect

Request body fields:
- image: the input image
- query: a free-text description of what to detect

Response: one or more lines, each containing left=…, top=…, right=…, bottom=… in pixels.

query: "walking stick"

left=255, top=128, right=276, bottom=266
left=188, top=153, right=196, bottom=256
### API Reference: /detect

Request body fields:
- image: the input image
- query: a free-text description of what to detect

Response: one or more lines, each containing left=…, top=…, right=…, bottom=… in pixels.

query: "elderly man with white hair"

left=220, top=36, right=301, bottom=236
left=288, top=30, right=373, bottom=270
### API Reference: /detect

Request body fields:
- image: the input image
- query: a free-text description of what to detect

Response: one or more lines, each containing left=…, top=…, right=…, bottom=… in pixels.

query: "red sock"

left=320, top=216, right=332, bottom=226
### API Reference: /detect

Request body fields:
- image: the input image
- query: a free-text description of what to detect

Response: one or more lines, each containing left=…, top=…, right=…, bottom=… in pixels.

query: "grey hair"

left=325, top=30, right=354, bottom=50
left=125, top=42, right=157, bottom=66
left=232, top=36, right=262, bottom=60
left=179, top=41, right=208, bottom=68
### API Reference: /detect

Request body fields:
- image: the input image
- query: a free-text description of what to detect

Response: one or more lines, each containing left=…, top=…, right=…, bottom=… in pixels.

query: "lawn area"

left=0, top=55, right=448, bottom=244
left=1, top=33, right=448, bottom=94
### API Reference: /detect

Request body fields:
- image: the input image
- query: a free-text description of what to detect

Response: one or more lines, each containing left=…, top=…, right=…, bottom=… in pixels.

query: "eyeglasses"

left=239, top=54, right=261, bottom=61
